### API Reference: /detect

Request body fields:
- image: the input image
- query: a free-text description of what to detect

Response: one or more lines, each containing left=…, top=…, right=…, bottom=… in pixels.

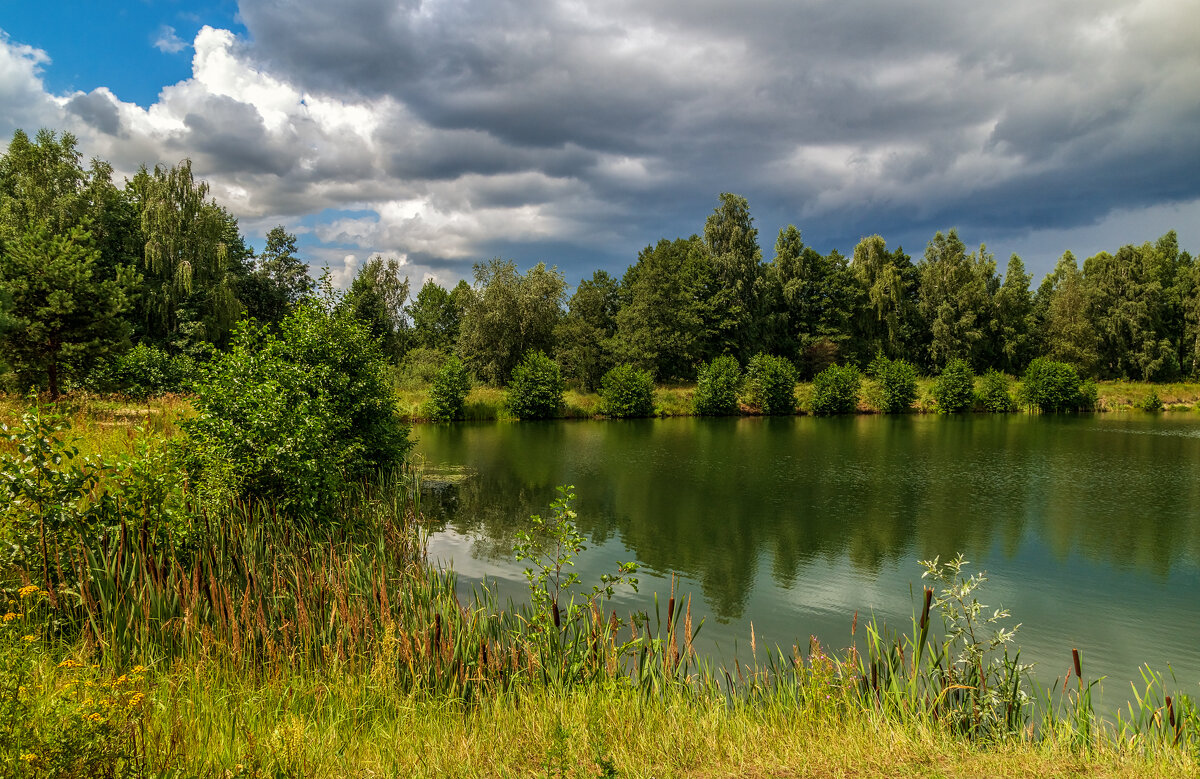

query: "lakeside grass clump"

left=3, top=398, right=1199, bottom=777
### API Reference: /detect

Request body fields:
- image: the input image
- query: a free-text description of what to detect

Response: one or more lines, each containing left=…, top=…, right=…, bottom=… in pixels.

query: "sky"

left=2, top=0, right=1199, bottom=288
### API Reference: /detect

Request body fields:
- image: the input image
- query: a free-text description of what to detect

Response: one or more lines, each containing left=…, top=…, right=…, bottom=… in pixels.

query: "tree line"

left=1, top=128, right=1197, bottom=399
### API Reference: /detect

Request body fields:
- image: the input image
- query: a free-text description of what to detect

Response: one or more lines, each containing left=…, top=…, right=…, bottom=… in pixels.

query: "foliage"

left=1077, top=379, right=1099, bottom=412
left=407, top=279, right=463, bottom=352
left=428, top=355, right=472, bottom=421
left=343, top=255, right=411, bottom=363
left=555, top=271, right=619, bottom=391
left=877, top=357, right=918, bottom=413
left=183, top=286, right=409, bottom=511
left=513, top=487, right=638, bottom=664
left=0, top=589, right=148, bottom=777
left=459, top=259, right=566, bottom=385
left=394, top=346, right=447, bottom=389
left=976, top=369, right=1016, bottom=412
left=505, top=350, right=565, bottom=420
left=849, top=235, right=920, bottom=365
left=917, top=554, right=1030, bottom=739
left=931, top=358, right=976, bottom=413
left=93, top=343, right=196, bottom=398
left=0, top=224, right=132, bottom=398
left=599, top=364, right=655, bottom=418
left=742, top=353, right=797, bottom=415
left=919, top=231, right=996, bottom=370
left=692, top=355, right=742, bottom=416
left=810, top=363, right=861, bottom=415
left=1139, top=389, right=1163, bottom=412
left=1018, top=358, right=1086, bottom=413
left=240, top=225, right=313, bottom=325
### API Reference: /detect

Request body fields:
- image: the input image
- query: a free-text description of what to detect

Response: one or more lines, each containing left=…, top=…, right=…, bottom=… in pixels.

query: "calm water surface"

left=414, top=414, right=1200, bottom=708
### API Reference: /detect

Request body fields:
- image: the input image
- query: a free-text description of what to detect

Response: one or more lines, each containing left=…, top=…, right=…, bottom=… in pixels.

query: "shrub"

left=183, top=295, right=410, bottom=513
left=932, top=359, right=976, bottom=413
left=94, top=344, right=197, bottom=398
left=395, top=347, right=448, bottom=389
left=977, top=370, right=1016, bottom=412
left=600, top=364, right=655, bottom=418
left=878, top=358, right=918, bottom=413
left=1018, top=358, right=1085, bottom=413
left=693, top=355, right=742, bottom=416
left=427, top=355, right=471, bottom=421
left=742, top=353, right=797, bottom=415
left=1139, top=389, right=1162, bottom=413
left=506, top=350, right=565, bottom=420
left=810, top=363, right=861, bottom=415
left=1078, top=379, right=1099, bottom=411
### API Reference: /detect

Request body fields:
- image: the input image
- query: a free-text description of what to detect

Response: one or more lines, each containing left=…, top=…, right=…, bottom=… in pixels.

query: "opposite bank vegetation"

left=2, top=290, right=1199, bottom=777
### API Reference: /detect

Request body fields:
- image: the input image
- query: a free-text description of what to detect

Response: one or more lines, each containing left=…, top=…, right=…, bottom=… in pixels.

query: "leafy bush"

left=1018, top=358, right=1086, bottom=412
left=94, top=344, right=197, bottom=398
left=184, top=294, right=410, bottom=512
left=600, top=364, right=655, bottom=418
left=1139, top=389, right=1162, bottom=413
left=506, top=350, right=565, bottom=420
left=395, top=347, right=447, bottom=390
left=1078, top=379, right=1099, bottom=412
left=742, top=353, right=797, bottom=415
left=693, top=355, right=742, bottom=416
left=878, top=358, right=918, bottom=413
left=427, top=355, right=471, bottom=421
left=932, top=359, right=976, bottom=413
left=976, top=370, right=1016, bottom=412
left=810, top=363, right=861, bottom=415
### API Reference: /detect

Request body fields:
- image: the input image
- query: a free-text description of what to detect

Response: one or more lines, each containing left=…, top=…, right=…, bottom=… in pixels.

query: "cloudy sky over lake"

left=2, top=0, right=1199, bottom=286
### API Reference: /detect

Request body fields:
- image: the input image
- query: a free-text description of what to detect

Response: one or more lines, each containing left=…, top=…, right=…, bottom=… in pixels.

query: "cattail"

left=750, top=621, right=757, bottom=663
left=551, top=599, right=560, bottom=629
left=1072, top=648, right=1082, bottom=682
left=851, top=610, right=858, bottom=637
left=683, top=595, right=693, bottom=658
left=1167, top=695, right=1177, bottom=731
left=920, top=587, right=933, bottom=631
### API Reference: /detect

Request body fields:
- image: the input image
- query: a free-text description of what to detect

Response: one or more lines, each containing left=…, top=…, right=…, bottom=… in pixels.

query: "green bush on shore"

left=810, top=363, right=861, bottom=414
left=505, top=350, right=565, bottom=420
left=600, top=364, right=656, bottom=418
left=693, top=355, right=742, bottom=416
left=742, top=353, right=797, bottom=415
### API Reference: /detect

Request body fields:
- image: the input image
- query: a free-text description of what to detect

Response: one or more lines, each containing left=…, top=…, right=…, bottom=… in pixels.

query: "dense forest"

left=1, top=128, right=1197, bottom=399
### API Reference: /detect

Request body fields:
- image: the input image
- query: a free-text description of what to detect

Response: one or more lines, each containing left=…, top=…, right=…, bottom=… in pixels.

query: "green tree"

left=408, top=279, right=462, bottom=351
left=1084, top=243, right=1177, bottom=380
left=697, top=193, right=762, bottom=361
left=458, top=259, right=566, bottom=385
left=763, top=225, right=851, bottom=370
left=555, top=270, right=620, bottom=391
left=131, top=159, right=245, bottom=348
left=849, top=235, right=920, bottom=364
left=241, top=225, right=313, bottom=325
left=1039, top=251, right=1098, bottom=375
left=344, top=255, right=411, bottom=362
left=0, top=224, right=131, bottom=398
left=918, top=230, right=996, bottom=370
left=994, top=255, right=1036, bottom=374
left=613, top=237, right=707, bottom=381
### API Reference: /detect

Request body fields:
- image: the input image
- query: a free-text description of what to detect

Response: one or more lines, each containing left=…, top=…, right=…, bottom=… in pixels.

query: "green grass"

left=4, top=396, right=1200, bottom=777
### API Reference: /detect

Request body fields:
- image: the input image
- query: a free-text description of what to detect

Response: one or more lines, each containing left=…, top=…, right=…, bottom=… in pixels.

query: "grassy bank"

left=393, top=379, right=1200, bottom=421
left=3, top=400, right=1199, bottom=777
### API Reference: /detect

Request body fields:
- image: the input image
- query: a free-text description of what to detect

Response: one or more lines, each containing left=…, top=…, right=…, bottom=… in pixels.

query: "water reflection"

left=417, top=415, right=1200, bottom=621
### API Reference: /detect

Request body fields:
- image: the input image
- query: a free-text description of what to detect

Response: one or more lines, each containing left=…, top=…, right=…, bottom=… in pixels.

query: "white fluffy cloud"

left=2, top=0, right=1200, bottom=284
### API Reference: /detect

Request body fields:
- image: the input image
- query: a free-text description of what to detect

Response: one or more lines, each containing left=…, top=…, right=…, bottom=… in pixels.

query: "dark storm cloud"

left=231, top=0, right=1200, bottom=265
left=178, top=94, right=295, bottom=176
left=64, top=90, right=122, bottom=136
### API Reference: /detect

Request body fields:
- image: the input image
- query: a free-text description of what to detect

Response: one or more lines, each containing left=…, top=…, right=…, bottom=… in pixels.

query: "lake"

left=414, top=414, right=1200, bottom=710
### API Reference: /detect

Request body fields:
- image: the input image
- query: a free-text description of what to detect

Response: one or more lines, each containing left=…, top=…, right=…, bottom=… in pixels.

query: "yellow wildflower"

left=131, top=664, right=146, bottom=673
left=20, top=753, right=37, bottom=763
left=58, top=658, right=83, bottom=668
left=3, top=612, right=21, bottom=622
left=22, top=634, right=36, bottom=642
left=18, top=585, right=39, bottom=598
